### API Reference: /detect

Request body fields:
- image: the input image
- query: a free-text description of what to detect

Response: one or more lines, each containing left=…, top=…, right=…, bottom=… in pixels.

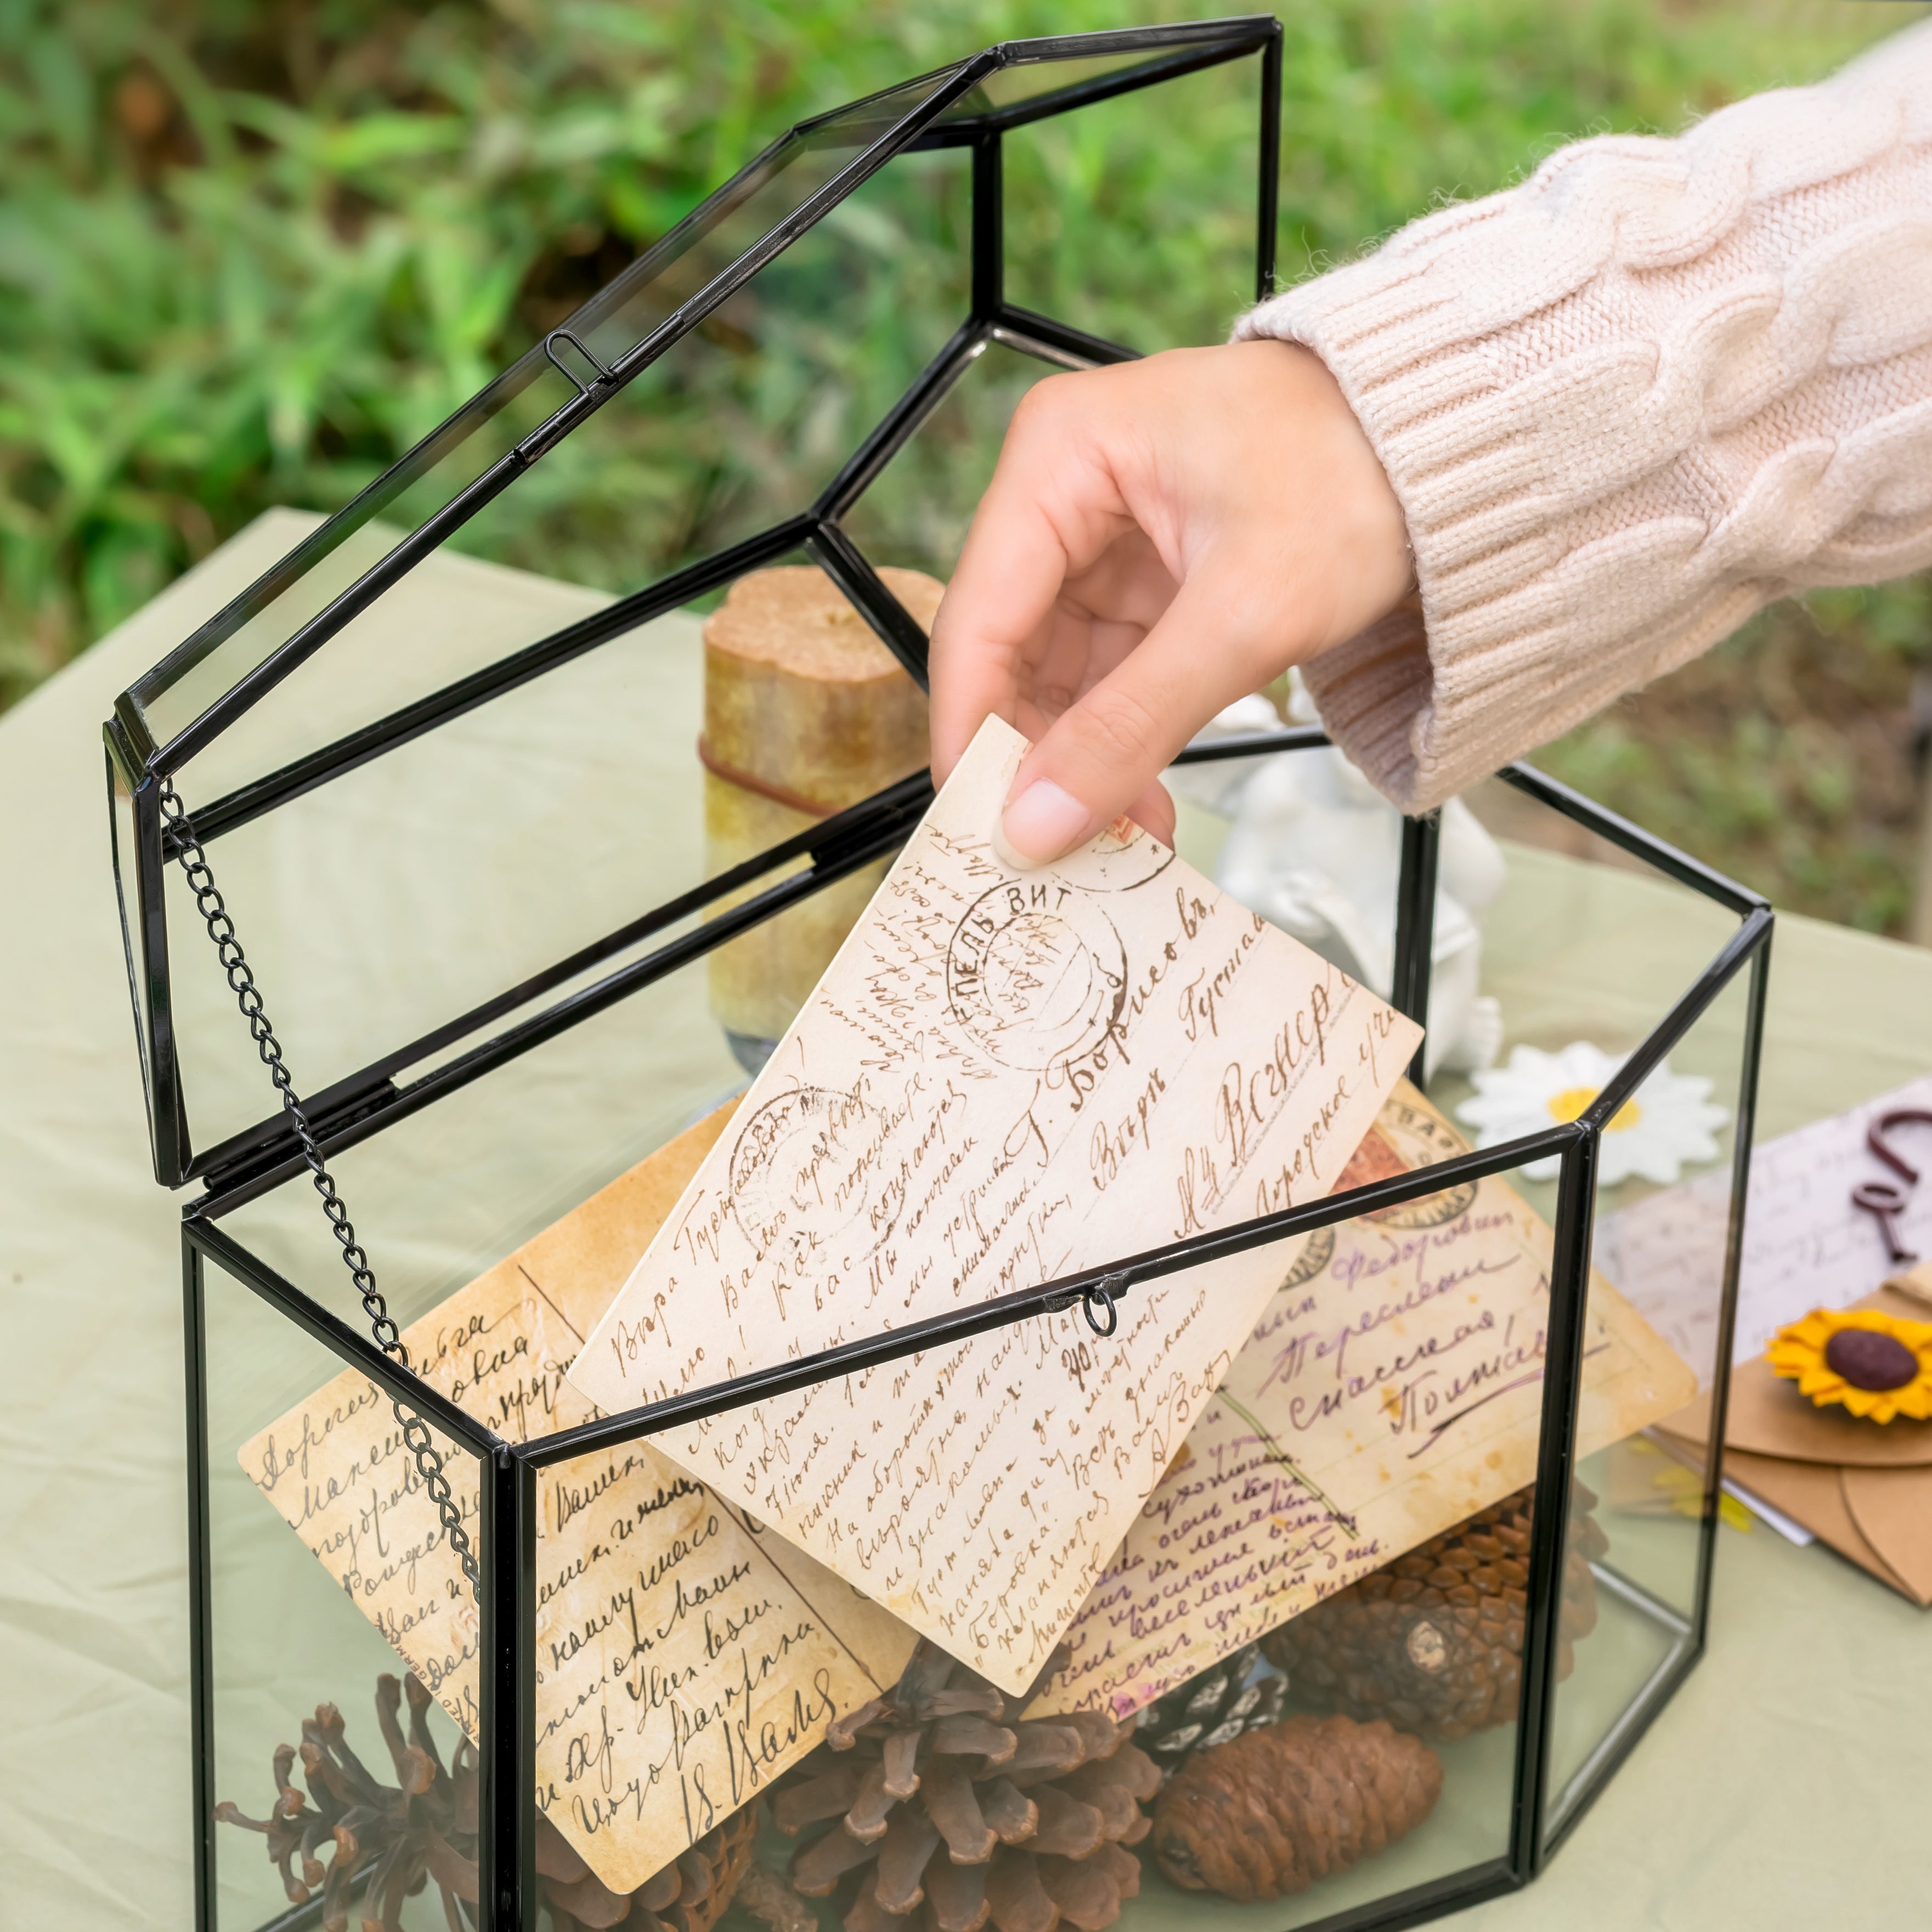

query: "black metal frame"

left=103, top=15, right=1282, bottom=1196
left=108, top=21, right=1771, bottom=1932
left=179, top=867, right=1770, bottom=1931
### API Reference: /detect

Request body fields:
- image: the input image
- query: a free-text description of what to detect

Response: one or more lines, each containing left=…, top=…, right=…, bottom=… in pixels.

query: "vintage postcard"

left=240, top=1105, right=917, bottom=1894
left=1031, top=1088, right=1698, bottom=1719
left=568, top=714, right=1423, bottom=1693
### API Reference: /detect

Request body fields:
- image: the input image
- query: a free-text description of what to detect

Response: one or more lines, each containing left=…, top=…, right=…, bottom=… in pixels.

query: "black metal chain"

left=158, top=781, right=481, bottom=1598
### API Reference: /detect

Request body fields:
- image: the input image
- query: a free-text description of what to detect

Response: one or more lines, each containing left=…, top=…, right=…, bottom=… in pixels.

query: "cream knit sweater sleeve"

left=1234, top=18, right=1932, bottom=812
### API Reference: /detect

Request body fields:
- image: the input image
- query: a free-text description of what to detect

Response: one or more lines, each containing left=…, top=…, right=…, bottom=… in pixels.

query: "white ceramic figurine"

left=1180, top=687, right=1507, bottom=1081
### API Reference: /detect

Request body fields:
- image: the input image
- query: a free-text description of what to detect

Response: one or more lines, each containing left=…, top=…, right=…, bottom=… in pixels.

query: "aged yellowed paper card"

left=241, top=1104, right=917, bottom=1894
left=567, top=714, right=1423, bottom=1694
left=1031, top=1088, right=1697, bottom=1719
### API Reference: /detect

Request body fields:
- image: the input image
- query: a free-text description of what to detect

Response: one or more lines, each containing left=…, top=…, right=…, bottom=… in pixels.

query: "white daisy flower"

left=1454, top=1041, right=1729, bottom=1185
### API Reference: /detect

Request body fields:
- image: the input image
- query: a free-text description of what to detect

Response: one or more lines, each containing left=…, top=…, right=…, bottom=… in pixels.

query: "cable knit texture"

left=1235, top=19, right=1932, bottom=811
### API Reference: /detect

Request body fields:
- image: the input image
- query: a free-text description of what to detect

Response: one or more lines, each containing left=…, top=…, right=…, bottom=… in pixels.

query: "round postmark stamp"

left=727, top=1083, right=895, bottom=1269
left=945, top=880, right=1127, bottom=1072
left=1279, top=1223, right=1337, bottom=1289
left=1365, top=1098, right=1479, bottom=1228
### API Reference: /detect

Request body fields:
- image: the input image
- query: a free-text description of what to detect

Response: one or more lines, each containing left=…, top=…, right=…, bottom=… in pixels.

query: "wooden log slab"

left=703, top=564, right=939, bottom=1057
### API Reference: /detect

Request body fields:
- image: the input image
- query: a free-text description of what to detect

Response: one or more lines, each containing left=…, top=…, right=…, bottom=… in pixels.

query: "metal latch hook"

left=543, top=327, right=617, bottom=399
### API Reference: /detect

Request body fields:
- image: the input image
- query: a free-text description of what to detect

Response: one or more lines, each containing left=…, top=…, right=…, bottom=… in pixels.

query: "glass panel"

left=128, top=369, right=569, bottom=754
left=1451, top=773, right=1743, bottom=1225
left=106, top=753, right=153, bottom=1127
left=440, top=146, right=971, bottom=595
left=144, top=145, right=967, bottom=792
left=160, top=551, right=930, bottom=1161
left=1173, top=730, right=1416, bottom=1072
left=1002, top=50, right=1263, bottom=353
left=1112, top=1150, right=1561, bottom=1927
left=214, top=1075, right=1577, bottom=1927
left=558, top=71, right=958, bottom=370
left=975, top=49, right=1184, bottom=111
left=1541, top=961, right=1755, bottom=1843
left=204, top=1251, right=483, bottom=1931
left=936, top=37, right=1267, bottom=126
left=837, top=335, right=1054, bottom=583
left=128, top=69, right=964, bottom=752
left=634, top=1127, right=1583, bottom=1929
left=213, top=936, right=744, bottom=1340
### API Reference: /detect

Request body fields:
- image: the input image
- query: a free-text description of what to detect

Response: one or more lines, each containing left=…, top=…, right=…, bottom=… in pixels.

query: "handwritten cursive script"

left=241, top=1106, right=917, bottom=1895
left=1034, top=1089, right=1697, bottom=1720
left=569, top=716, right=1424, bottom=1693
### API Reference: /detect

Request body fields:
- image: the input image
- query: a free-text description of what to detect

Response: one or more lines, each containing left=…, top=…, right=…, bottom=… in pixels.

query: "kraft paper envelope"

left=1659, top=1274, right=1932, bottom=1606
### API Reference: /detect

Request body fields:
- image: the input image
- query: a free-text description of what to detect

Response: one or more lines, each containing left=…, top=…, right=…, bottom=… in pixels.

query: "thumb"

left=997, top=570, right=1273, bottom=865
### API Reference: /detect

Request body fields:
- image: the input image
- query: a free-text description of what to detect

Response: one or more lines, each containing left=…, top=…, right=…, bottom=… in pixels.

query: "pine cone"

left=775, top=1642, right=1159, bottom=1932
left=1262, top=1482, right=1610, bottom=1741
left=1150, top=1714, right=1442, bottom=1901
left=551, top=1810, right=758, bottom=1932
left=1132, top=1643, right=1286, bottom=1782
left=214, top=1672, right=758, bottom=1931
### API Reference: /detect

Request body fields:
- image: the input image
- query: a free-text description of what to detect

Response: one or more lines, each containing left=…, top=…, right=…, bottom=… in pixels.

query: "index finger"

left=926, top=378, right=1130, bottom=781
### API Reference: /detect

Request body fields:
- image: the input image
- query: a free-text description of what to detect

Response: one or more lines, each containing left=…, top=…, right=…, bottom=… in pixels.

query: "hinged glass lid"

left=103, top=19, right=1285, bottom=1193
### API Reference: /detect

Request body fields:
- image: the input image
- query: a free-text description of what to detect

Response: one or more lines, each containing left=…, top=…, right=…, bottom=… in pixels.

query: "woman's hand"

left=928, top=338, right=1412, bottom=863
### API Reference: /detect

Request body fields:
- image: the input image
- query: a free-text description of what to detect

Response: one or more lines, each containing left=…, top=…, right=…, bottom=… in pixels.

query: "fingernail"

left=998, top=779, right=1092, bottom=868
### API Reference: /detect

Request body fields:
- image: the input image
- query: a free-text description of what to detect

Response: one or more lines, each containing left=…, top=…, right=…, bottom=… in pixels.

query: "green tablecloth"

left=3, top=512, right=1927, bottom=1930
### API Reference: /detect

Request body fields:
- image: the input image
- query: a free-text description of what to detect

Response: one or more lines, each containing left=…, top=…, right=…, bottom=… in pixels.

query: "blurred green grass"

left=1535, top=577, right=1932, bottom=935
left=1, top=0, right=1925, bottom=929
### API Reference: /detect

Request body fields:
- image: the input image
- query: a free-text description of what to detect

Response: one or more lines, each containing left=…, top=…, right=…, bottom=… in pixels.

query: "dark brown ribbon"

left=1853, top=1109, right=1932, bottom=1264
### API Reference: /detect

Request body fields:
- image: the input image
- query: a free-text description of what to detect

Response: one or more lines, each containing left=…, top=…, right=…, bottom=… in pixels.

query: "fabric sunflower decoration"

left=1768, top=1307, right=1932, bottom=1423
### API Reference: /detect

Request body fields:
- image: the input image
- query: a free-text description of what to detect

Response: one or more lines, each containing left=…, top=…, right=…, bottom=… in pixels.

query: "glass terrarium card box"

left=100, top=21, right=1770, bottom=1932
